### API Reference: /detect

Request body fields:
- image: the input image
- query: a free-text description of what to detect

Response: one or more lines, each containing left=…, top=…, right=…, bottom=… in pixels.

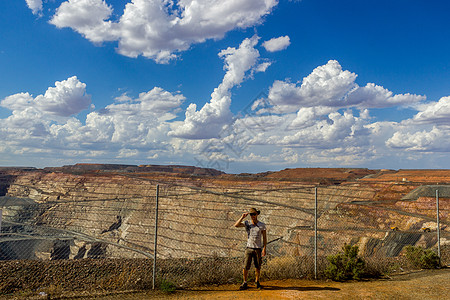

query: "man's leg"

left=240, top=249, right=251, bottom=290
left=239, top=268, right=249, bottom=290
left=254, top=249, right=262, bottom=289
left=255, top=268, right=262, bottom=289
left=243, top=268, right=248, bottom=282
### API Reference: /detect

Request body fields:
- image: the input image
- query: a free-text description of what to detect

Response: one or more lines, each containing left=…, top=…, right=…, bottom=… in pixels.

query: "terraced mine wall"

left=0, top=169, right=448, bottom=262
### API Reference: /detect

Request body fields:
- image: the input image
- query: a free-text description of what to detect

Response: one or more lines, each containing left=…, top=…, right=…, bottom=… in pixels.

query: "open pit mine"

left=0, top=164, right=449, bottom=262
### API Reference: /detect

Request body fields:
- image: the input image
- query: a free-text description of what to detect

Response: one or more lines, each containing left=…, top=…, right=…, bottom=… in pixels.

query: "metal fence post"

left=314, top=187, right=318, bottom=280
left=152, top=184, right=160, bottom=289
left=436, top=189, right=441, bottom=268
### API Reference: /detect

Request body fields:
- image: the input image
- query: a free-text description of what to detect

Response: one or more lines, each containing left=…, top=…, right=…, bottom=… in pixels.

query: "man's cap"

left=249, top=208, right=260, bottom=215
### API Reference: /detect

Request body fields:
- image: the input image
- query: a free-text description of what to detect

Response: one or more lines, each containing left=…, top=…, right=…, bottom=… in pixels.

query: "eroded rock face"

left=0, top=167, right=448, bottom=260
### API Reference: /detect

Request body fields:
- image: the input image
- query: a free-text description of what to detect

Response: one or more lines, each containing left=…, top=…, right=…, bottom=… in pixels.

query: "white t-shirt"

left=244, top=220, right=266, bottom=248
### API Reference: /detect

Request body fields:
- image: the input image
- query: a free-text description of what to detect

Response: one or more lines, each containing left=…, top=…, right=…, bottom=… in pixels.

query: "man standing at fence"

left=234, top=208, right=267, bottom=290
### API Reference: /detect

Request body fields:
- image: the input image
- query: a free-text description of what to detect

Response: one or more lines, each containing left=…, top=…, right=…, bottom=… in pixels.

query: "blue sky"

left=0, top=0, right=449, bottom=173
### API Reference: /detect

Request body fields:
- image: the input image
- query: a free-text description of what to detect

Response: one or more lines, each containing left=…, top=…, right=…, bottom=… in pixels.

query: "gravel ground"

left=105, top=268, right=450, bottom=300
left=0, top=259, right=448, bottom=299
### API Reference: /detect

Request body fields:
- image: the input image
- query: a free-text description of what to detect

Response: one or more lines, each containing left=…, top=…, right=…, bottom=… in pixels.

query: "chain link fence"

left=0, top=172, right=449, bottom=297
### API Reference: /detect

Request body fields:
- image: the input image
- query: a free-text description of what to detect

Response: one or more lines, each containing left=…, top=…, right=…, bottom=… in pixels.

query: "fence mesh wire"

left=0, top=172, right=449, bottom=296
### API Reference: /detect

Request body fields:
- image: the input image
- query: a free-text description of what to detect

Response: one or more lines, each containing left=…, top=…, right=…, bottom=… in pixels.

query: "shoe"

left=239, top=282, right=248, bottom=290
left=256, top=281, right=262, bottom=289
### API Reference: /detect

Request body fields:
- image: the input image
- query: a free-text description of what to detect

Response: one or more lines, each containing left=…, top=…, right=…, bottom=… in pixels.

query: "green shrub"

left=404, top=246, right=440, bottom=269
left=159, top=278, right=176, bottom=293
left=325, top=244, right=366, bottom=281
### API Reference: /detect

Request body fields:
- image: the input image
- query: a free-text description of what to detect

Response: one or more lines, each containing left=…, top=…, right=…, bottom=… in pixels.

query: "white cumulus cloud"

left=268, top=60, right=425, bottom=113
left=234, top=60, right=428, bottom=165
left=386, top=127, right=449, bottom=151
left=72, top=86, right=185, bottom=145
left=411, top=96, right=450, bottom=125
left=346, top=83, right=426, bottom=108
left=50, top=0, right=117, bottom=43
left=1, top=76, right=91, bottom=117
left=0, top=79, right=185, bottom=163
left=385, top=96, right=450, bottom=152
left=277, top=110, right=370, bottom=148
left=49, top=0, right=278, bottom=63
left=169, top=35, right=269, bottom=139
left=25, top=0, right=43, bottom=16
left=262, top=35, right=290, bottom=52
left=268, top=60, right=358, bottom=112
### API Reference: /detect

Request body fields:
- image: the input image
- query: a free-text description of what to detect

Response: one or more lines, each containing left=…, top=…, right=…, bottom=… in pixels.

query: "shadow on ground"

left=186, top=285, right=340, bottom=292
left=262, top=285, right=340, bottom=291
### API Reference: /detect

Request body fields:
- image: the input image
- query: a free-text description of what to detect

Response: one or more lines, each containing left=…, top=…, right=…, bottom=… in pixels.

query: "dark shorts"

left=243, top=247, right=262, bottom=270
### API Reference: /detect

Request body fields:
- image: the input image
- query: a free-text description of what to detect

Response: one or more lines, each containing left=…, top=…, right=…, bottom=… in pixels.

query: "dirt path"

left=103, top=268, right=449, bottom=300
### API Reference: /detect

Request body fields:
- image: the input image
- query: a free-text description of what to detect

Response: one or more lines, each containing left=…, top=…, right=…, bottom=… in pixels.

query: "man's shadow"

left=187, top=285, right=340, bottom=292
left=262, top=285, right=340, bottom=292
